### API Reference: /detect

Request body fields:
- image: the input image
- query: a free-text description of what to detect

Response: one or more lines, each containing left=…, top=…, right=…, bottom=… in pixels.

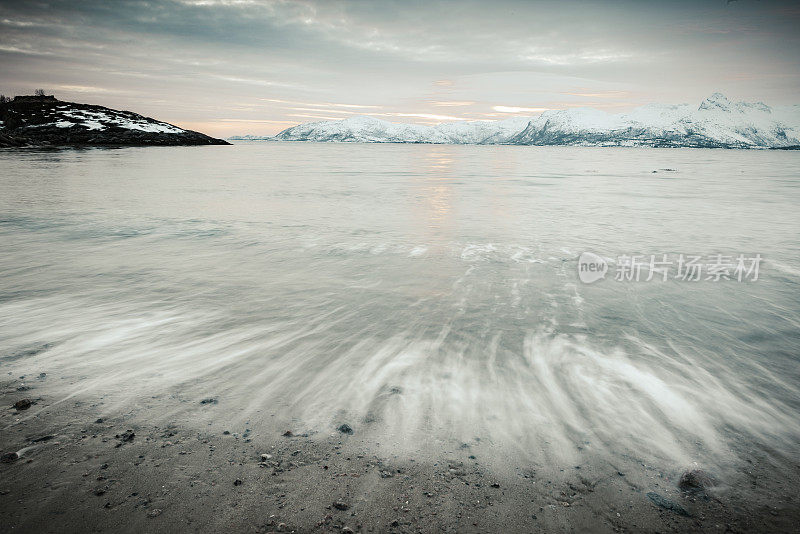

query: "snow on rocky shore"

left=0, top=95, right=229, bottom=147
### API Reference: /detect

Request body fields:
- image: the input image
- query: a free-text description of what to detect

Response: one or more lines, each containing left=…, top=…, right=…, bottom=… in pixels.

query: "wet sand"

left=2, top=373, right=798, bottom=534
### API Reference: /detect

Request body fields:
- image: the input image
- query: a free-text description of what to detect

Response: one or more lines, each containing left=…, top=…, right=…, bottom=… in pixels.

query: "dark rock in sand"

left=13, top=399, right=32, bottom=411
left=30, top=435, right=54, bottom=443
left=95, top=418, right=104, bottom=424
left=115, top=430, right=135, bottom=447
left=282, top=430, right=294, bottom=437
left=646, top=491, right=689, bottom=516
left=200, top=398, right=218, bottom=405
left=233, top=479, right=243, bottom=486
left=332, top=501, right=350, bottom=511
left=337, top=423, right=354, bottom=434
left=678, top=469, right=717, bottom=492
left=1, top=452, right=19, bottom=463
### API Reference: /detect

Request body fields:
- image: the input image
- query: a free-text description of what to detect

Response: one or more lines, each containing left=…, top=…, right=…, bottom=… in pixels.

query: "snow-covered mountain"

left=268, top=94, right=800, bottom=149
left=0, top=95, right=228, bottom=147
left=436, top=117, right=532, bottom=144
left=273, top=116, right=531, bottom=145
left=227, top=134, right=276, bottom=141
left=512, top=93, right=800, bottom=148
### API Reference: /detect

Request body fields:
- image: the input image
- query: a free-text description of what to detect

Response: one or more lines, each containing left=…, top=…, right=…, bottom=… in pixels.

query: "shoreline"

left=2, top=375, right=798, bottom=533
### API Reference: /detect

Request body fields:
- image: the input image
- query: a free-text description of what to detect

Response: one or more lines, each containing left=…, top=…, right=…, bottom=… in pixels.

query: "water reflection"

left=1, top=143, right=799, bottom=475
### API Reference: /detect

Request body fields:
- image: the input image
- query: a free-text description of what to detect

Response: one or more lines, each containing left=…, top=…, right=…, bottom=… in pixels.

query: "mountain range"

left=232, top=93, right=800, bottom=149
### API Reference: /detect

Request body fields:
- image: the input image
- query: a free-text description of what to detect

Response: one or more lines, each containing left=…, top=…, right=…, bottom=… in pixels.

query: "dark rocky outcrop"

left=0, top=95, right=229, bottom=148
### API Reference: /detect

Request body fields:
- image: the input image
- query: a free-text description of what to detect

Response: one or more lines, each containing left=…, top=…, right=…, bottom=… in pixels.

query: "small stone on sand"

left=1, top=452, right=19, bottom=463
left=13, top=399, right=32, bottom=411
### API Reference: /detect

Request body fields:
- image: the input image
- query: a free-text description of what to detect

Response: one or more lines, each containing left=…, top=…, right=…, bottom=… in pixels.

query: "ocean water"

left=1, top=143, right=799, bottom=473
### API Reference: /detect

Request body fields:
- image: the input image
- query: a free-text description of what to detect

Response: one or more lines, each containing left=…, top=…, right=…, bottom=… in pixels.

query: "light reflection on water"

left=1, top=143, right=799, bottom=473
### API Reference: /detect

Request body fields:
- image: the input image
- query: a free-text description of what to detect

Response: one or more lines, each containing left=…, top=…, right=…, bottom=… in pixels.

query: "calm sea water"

left=1, top=143, right=799, bottom=471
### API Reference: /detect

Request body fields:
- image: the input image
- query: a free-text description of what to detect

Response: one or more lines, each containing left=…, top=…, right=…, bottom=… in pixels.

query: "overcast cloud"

left=1, top=0, right=798, bottom=136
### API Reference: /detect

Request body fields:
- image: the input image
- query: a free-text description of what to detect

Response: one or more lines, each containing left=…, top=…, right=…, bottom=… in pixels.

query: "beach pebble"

left=678, top=469, right=716, bottom=492
left=13, top=399, right=32, bottom=411
left=117, top=430, right=135, bottom=441
left=332, top=501, right=349, bottom=511
left=1, top=452, right=19, bottom=463
left=114, top=430, right=135, bottom=447
left=337, top=424, right=353, bottom=434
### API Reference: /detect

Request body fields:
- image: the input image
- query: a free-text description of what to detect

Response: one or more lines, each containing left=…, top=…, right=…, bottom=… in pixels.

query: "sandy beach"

left=3, top=370, right=799, bottom=533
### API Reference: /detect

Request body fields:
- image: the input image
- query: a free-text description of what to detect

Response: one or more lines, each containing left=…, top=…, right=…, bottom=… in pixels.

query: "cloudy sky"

left=1, top=0, right=799, bottom=136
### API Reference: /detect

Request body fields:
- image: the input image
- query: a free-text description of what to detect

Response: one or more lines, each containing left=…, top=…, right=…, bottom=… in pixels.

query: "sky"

left=1, top=0, right=799, bottom=137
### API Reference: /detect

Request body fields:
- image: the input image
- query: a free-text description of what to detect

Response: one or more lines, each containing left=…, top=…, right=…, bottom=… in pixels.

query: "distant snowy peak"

left=271, top=94, right=800, bottom=149
left=696, top=92, right=770, bottom=114
left=277, top=115, right=449, bottom=144
left=228, top=134, right=274, bottom=141
left=699, top=92, right=734, bottom=111
left=274, top=115, right=531, bottom=145
left=513, top=94, right=800, bottom=148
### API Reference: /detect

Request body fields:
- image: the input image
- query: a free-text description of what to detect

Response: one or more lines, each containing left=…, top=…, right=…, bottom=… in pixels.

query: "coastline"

left=3, top=375, right=798, bottom=533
